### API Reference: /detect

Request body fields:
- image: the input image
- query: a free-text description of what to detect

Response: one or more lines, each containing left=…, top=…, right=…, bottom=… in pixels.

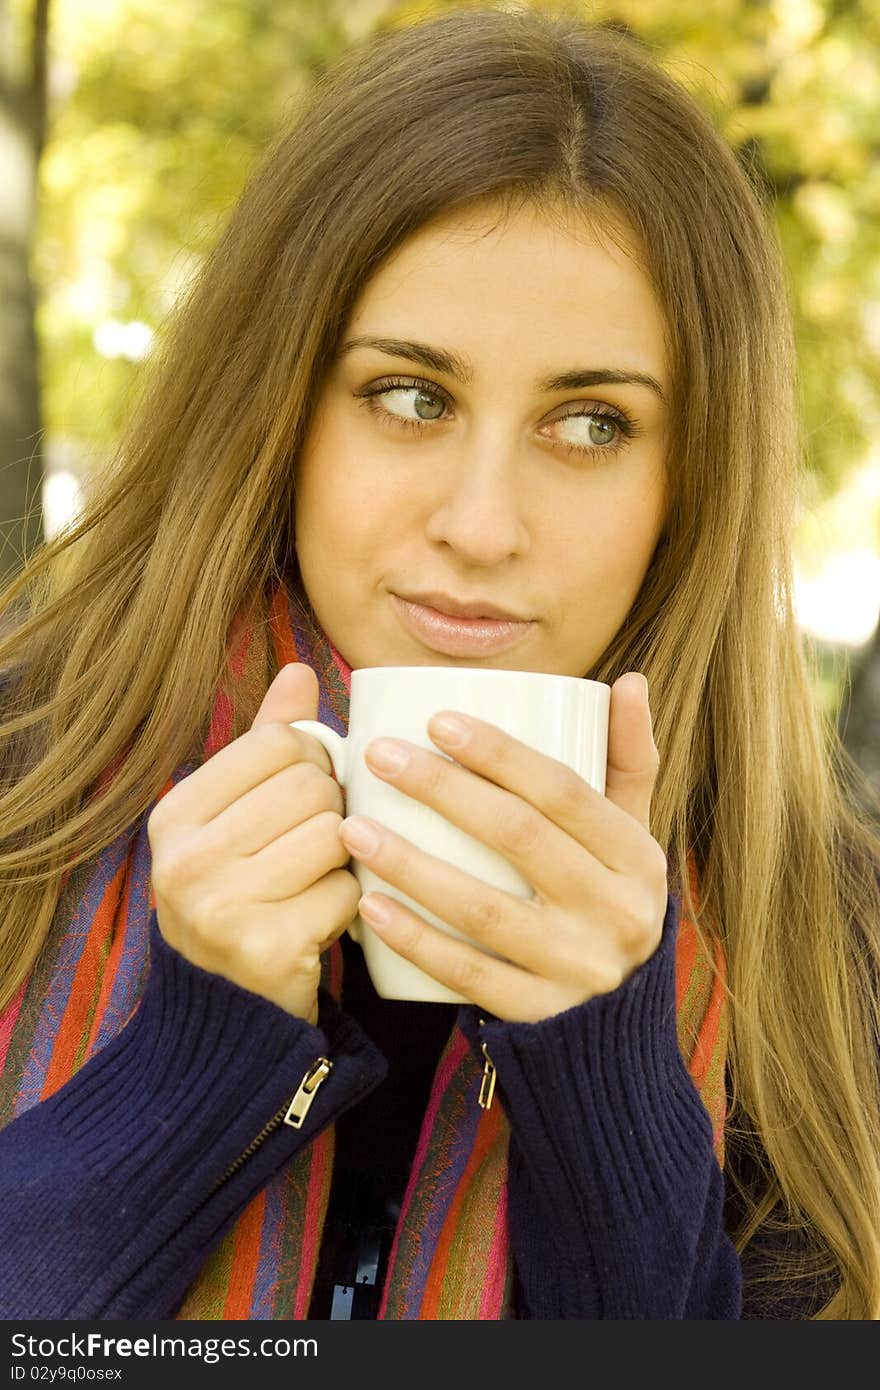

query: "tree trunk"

left=0, top=0, right=50, bottom=590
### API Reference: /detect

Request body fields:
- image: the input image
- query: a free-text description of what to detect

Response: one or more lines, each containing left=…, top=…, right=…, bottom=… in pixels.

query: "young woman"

left=1, top=6, right=878, bottom=1321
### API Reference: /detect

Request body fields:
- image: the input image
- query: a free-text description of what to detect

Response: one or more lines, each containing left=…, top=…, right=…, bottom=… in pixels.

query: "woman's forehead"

left=344, top=201, right=668, bottom=394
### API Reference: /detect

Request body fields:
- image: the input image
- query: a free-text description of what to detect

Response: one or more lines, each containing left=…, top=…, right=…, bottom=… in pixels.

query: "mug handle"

left=288, top=720, right=360, bottom=942
left=289, top=719, right=348, bottom=781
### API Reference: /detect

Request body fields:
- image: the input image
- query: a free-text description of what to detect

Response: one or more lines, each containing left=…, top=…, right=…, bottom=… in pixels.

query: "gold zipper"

left=197, top=1057, right=334, bottom=1204
left=477, top=1019, right=496, bottom=1111
left=284, top=1056, right=333, bottom=1129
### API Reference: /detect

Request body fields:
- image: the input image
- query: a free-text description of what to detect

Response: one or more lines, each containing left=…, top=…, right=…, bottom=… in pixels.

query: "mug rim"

left=350, top=665, right=609, bottom=690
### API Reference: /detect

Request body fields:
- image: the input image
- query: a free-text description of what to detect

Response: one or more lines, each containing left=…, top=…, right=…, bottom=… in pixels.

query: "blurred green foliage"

left=12, top=0, right=880, bottom=521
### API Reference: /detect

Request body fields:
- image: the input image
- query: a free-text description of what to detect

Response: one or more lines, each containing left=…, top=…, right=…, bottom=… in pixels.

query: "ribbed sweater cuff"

left=462, top=892, right=715, bottom=1222
left=49, top=911, right=388, bottom=1212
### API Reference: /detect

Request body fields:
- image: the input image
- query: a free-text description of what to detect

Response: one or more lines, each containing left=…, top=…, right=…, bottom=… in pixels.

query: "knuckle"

left=463, top=892, right=504, bottom=938
left=188, top=894, right=223, bottom=946
left=296, top=759, right=342, bottom=811
left=449, top=950, right=484, bottom=998
left=146, top=800, right=172, bottom=845
left=151, top=842, right=196, bottom=897
left=256, top=719, right=303, bottom=762
left=588, top=957, right=624, bottom=996
left=495, top=801, right=541, bottom=857
left=621, top=887, right=659, bottom=954
left=161, top=873, right=234, bottom=952
left=550, top=766, right=591, bottom=819
left=152, top=827, right=223, bottom=898
left=652, top=842, right=669, bottom=887
left=316, top=808, right=346, bottom=844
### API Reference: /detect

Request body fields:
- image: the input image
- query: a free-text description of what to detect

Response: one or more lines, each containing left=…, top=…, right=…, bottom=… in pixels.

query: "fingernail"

left=366, top=738, right=410, bottom=773
left=340, top=816, right=381, bottom=855
left=359, top=894, right=392, bottom=925
left=429, top=713, right=470, bottom=747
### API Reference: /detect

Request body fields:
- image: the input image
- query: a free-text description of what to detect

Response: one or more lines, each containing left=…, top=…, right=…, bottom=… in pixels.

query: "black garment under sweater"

left=307, top=930, right=457, bottom=1319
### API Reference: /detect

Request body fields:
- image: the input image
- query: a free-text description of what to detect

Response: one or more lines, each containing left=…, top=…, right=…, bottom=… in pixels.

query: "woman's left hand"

left=338, top=672, right=669, bottom=1023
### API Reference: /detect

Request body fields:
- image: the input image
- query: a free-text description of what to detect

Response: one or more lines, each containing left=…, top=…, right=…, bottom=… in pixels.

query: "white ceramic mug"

left=291, top=665, right=610, bottom=1003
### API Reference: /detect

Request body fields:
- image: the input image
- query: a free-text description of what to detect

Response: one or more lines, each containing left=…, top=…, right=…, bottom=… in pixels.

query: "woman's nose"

left=424, top=457, right=530, bottom=565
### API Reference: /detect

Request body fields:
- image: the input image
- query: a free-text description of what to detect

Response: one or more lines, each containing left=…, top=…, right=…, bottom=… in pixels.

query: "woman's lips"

left=391, top=594, right=534, bottom=656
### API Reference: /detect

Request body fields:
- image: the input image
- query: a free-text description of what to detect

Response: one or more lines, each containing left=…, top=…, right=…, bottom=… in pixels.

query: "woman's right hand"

left=147, top=662, right=359, bottom=1025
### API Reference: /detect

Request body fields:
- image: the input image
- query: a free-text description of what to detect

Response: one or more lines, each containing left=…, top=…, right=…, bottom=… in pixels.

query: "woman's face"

left=293, top=199, right=669, bottom=675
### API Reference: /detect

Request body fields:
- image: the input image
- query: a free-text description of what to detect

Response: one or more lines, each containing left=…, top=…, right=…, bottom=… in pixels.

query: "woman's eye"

left=375, top=384, right=447, bottom=422
left=553, top=412, right=621, bottom=450
left=353, top=376, right=641, bottom=459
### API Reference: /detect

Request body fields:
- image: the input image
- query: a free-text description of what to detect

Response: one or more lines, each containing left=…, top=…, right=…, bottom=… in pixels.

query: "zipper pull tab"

left=477, top=1018, right=496, bottom=1111
left=284, top=1056, right=333, bottom=1129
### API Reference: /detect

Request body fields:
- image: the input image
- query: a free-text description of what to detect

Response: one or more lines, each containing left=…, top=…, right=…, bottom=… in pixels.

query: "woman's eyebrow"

left=337, top=334, right=667, bottom=404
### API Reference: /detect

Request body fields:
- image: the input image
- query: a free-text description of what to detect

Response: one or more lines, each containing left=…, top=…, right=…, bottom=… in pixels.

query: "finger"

left=216, top=759, right=343, bottom=855
left=362, top=728, right=630, bottom=903
left=155, top=685, right=331, bottom=829
left=252, top=867, right=360, bottom=953
left=425, top=713, right=646, bottom=873
left=252, top=661, right=319, bottom=729
left=339, top=815, right=554, bottom=977
left=255, top=661, right=337, bottom=783
left=357, top=894, right=560, bottom=1023
left=247, top=811, right=352, bottom=900
left=603, top=672, right=661, bottom=835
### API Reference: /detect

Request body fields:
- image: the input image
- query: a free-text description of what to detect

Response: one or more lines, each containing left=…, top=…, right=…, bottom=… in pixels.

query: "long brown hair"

left=1, top=3, right=879, bottom=1318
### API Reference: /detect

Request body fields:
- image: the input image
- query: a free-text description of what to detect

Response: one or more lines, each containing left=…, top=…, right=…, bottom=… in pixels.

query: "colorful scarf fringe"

left=0, top=573, right=728, bottom=1319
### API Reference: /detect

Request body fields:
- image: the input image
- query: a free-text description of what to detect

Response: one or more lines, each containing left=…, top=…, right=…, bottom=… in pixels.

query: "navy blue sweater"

left=0, top=891, right=822, bottom=1319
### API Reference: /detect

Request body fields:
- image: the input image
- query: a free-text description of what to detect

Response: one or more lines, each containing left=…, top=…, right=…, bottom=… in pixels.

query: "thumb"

left=251, top=662, right=333, bottom=776
left=252, top=661, right=320, bottom=728
left=603, top=672, right=660, bottom=833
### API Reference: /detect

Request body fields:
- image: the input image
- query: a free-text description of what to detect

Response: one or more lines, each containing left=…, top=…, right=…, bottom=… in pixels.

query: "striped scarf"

left=0, top=573, right=728, bottom=1319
